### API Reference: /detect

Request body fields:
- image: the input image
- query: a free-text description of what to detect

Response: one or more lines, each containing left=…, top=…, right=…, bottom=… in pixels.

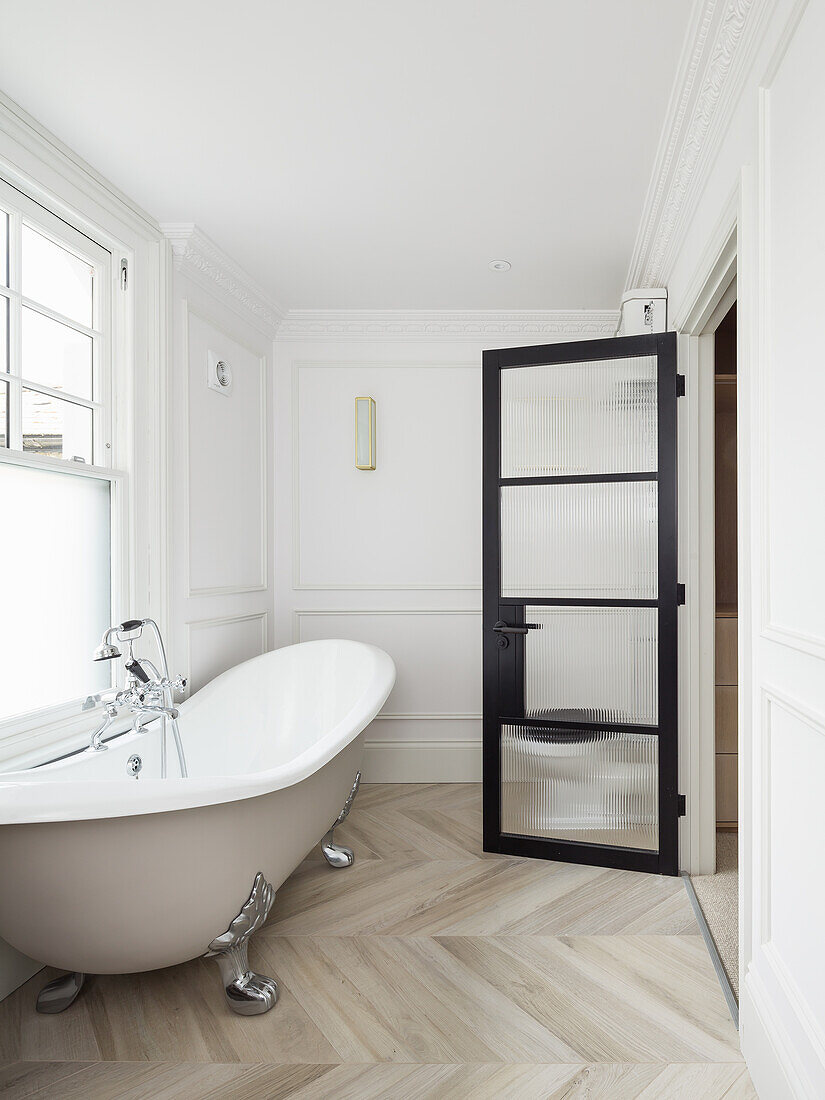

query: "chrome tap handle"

left=125, top=658, right=151, bottom=684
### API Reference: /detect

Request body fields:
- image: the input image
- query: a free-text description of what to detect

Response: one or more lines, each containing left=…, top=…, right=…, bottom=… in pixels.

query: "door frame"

left=674, top=193, right=740, bottom=881
left=482, top=332, right=681, bottom=876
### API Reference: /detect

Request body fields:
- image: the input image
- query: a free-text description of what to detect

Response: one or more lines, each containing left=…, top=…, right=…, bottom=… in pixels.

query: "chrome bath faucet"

left=85, top=618, right=189, bottom=777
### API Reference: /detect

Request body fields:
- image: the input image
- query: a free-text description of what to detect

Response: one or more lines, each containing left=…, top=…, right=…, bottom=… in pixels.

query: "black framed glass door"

left=482, top=332, right=681, bottom=876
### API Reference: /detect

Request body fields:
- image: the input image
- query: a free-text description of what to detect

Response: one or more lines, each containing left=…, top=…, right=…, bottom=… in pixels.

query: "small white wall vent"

left=207, top=349, right=233, bottom=395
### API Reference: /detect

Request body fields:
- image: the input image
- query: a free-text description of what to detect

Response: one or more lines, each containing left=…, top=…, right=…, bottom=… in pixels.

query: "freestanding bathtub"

left=0, top=639, right=395, bottom=1015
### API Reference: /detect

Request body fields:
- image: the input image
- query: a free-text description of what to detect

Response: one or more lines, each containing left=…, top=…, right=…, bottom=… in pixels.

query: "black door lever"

left=493, top=620, right=543, bottom=634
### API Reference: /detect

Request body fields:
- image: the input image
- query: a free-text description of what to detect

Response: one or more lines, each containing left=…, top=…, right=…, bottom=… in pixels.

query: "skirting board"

left=0, top=937, right=41, bottom=1003
left=363, top=740, right=481, bottom=783
left=740, top=968, right=814, bottom=1100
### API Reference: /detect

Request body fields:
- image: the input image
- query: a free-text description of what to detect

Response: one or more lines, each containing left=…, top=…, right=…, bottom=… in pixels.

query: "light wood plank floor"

left=0, top=784, right=754, bottom=1099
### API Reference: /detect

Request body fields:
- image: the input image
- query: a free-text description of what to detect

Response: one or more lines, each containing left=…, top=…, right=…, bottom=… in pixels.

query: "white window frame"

left=0, top=179, right=130, bottom=750
left=1, top=181, right=113, bottom=462
left=0, top=90, right=169, bottom=770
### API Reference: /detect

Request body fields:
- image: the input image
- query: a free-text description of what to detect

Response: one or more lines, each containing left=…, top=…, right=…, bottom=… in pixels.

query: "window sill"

left=0, top=703, right=131, bottom=772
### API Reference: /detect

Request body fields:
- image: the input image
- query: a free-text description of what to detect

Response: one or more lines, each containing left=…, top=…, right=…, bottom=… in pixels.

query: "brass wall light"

left=355, top=396, right=376, bottom=470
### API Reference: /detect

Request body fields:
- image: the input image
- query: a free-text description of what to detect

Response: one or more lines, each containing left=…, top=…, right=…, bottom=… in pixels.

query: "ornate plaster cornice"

left=159, top=227, right=617, bottom=340
left=276, top=309, right=618, bottom=341
left=626, top=0, right=769, bottom=291
left=161, top=222, right=284, bottom=335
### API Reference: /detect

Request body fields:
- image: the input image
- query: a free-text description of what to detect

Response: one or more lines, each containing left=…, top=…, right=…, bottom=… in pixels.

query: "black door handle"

left=493, top=620, right=543, bottom=634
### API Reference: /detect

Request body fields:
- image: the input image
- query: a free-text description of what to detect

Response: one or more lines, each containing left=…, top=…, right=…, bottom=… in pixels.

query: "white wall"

left=648, top=0, right=825, bottom=1093
left=164, top=227, right=277, bottom=693
left=273, top=313, right=616, bottom=781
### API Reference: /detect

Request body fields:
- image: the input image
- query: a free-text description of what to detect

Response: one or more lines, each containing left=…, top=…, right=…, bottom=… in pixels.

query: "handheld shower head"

left=93, top=626, right=122, bottom=662
left=93, top=640, right=121, bottom=661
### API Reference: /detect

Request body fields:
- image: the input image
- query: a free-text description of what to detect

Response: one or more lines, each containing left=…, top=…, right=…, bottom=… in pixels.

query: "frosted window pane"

left=525, top=607, right=657, bottom=725
left=22, top=389, right=93, bottom=462
left=0, top=463, right=111, bottom=720
left=0, top=296, right=7, bottom=373
left=0, top=212, right=7, bottom=286
left=22, top=226, right=93, bottom=327
left=0, top=380, right=6, bottom=447
left=501, top=481, right=658, bottom=599
left=23, top=307, right=93, bottom=399
left=501, top=724, right=658, bottom=850
left=501, top=356, right=657, bottom=477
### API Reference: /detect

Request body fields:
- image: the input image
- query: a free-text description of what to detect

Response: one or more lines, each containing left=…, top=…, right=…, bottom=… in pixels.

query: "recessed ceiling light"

left=488, top=259, right=511, bottom=272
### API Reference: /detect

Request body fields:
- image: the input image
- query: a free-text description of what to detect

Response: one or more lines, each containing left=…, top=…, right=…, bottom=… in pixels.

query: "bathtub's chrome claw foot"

left=36, top=971, right=86, bottom=1014
left=321, top=769, right=361, bottom=868
left=321, top=833, right=354, bottom=867
left=205, top=871, right=278, bottom=1016
left=215, top=942, right=279, bottom=1016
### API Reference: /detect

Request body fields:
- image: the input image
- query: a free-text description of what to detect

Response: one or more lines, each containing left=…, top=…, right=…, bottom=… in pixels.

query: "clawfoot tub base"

left=211, top=942, right=278, bottom=1016
left=205, top=871, right=278, bottom=1016
left=36, top=970, right=87, bottom=1014
left=321, top=769, right=361, bottom=868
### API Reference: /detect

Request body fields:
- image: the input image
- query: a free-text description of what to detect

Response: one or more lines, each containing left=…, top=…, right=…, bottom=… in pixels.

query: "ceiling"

left=0, top=1, right=692, bottom=311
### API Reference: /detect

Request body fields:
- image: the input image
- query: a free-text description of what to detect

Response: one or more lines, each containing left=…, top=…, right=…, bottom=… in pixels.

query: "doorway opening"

left=687, top=296, right=740, bottom=1019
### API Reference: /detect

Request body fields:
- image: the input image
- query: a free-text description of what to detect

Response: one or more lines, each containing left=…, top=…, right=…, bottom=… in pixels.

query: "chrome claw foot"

left=205, top=871, right=278, bottom=1016
left=321, top=769, right=361, bottom=868
left=321, top=833, right=354, bottom=867
left=36, top=971, right=87, bottom=1014
left=215, top=942, right=279, bottom=1016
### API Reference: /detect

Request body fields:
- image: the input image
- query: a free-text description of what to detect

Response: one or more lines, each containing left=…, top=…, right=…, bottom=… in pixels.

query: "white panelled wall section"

left=630, top=0, right=825, bottom=1094
left=163, top=225, right=277, bottom=691
left=273, top=314, right=616, bottom=782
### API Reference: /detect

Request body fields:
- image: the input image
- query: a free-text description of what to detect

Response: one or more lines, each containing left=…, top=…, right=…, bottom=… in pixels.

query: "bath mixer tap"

left=86, top=619, right=189, bottom=778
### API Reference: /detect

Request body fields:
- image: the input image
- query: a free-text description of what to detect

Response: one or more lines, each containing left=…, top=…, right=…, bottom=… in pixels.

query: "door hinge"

left=676, top=373, right=686, bottom=397
left=677, top=582, right=686, bottom=605
left=678, top=794, right=686, bottom=817
left=120, top=258, right=128, bottom=291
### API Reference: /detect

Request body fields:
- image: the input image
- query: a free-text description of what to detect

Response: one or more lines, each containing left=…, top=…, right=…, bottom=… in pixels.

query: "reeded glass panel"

left=501, top=724, right=658, bottom=850
left=0, top=463, right=111, bottom=720
left=525, top=606, right=657, bottom=725
left=501, top=480, right=657, bottom=598
left=23, top=307, right=93, bottom=399
left=22, top=225, right=94, bottom=327
left=501, top=356, right=657, bottom=477
left=22, top=388, right=93, bottom=462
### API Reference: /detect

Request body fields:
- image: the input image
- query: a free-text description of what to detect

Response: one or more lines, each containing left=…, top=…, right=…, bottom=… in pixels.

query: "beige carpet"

left=691, top=831, right=739, bottom=997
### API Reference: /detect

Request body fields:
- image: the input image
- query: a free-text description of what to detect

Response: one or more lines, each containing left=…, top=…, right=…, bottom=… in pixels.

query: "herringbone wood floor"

left=0, top=784, right=754, bottom=1099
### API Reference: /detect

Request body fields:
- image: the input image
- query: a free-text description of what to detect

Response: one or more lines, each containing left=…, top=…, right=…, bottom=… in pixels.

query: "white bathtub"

left=0, top=639, right=395, bottom=1014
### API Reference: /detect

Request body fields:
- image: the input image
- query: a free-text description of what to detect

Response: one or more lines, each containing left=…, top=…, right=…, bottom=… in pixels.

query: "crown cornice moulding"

left=276, top=309, right=619, bottom=341
left=0, top=91, right=160, bottom=242
left=626, top=0, right=770, bottom=291
left=161, top=222, right=284, bottom=335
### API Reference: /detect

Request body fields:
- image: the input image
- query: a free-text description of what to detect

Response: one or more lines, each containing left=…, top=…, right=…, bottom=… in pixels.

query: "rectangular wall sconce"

left=355, top=396, right=376, bottom=470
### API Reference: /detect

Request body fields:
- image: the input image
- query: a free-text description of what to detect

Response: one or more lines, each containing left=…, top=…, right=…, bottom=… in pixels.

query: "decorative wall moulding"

left=276, top=309, right=619, bottom=341
left=292, top=609, right=483, bottom=720
left=362, top=739, right=482, bottom=783
left=161, top=222, right=284, bottom=335
left=626, top=0, right=770, bottom=291
left=181, top=303, right=269, bottom=600
left=185, top=610, right=269, bottom=690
